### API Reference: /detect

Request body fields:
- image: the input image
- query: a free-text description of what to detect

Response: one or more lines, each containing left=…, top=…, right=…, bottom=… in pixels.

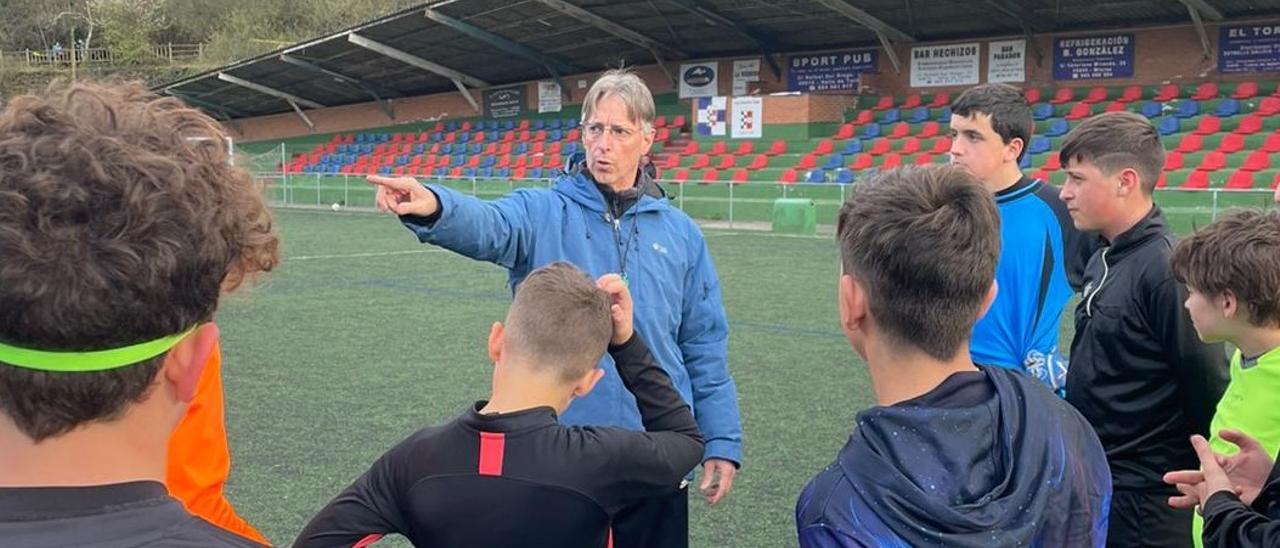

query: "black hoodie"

left=1065, top=205, right=1229, bottom=492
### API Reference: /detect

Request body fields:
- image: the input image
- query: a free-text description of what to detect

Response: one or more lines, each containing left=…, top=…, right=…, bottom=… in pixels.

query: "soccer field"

left=219, top=190, right=1271, bottom=546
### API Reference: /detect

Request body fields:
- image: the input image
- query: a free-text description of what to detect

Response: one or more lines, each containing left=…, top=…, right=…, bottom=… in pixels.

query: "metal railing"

left=0, top=43, right=205, bottom=69
left=253, top=172, right=1278, bottom=231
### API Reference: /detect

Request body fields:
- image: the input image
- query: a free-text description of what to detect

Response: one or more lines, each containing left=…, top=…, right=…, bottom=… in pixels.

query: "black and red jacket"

left=294, top=334, right=704, bottom=548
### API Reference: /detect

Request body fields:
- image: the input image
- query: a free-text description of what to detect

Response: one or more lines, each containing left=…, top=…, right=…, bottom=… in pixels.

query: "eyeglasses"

left=583, top=122, right=638, bottom=140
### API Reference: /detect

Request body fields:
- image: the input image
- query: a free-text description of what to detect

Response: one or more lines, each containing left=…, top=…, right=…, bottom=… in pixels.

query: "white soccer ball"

left=330, top=203, right=341, bottom=212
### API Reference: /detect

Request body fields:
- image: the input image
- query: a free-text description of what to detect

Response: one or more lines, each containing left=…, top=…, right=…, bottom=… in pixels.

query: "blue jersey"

left=970, top=176, right=1090, bottom=393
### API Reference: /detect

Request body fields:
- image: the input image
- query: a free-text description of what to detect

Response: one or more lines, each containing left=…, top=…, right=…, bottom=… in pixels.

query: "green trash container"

left=772, top=198, right=817, bottom=235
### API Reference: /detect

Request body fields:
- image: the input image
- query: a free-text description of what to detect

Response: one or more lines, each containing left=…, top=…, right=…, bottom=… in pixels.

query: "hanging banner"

left=537, top=81, right=562, bottom=113
left=732, top=58, right=760, bottom=96
left=484, top=86, right=525, bottom=118
left=1053, top=34, right=1134, bottom=80
left=1219, top=24, right=1280, bottom=73
left=679, top=63, right=718, bottom=98
left=786, top=50, right=877, bottom=92
left=696, top=96, right=727, bottom=136
left=987, top=40, right=1026, bottom=83
left=910, top=43, right=980, bottom=87
left=731, top=96, right=762, bottom=139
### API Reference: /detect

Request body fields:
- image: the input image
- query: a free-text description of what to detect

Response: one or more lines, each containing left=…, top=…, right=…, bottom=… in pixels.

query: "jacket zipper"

left=1085, top=247, right=1110, bottom=317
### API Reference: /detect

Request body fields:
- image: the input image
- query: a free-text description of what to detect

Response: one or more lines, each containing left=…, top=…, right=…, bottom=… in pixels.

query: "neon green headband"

left=0, top=326, right=198, bottom=373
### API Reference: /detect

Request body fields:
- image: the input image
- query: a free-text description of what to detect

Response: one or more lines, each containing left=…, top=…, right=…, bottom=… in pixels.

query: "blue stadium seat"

left=566, top=118, right=579, bottom=129
left=1140, top=101, right=1163, bottom=119
left=463, top=168, right=476, bottom=178
left=563, top=142, right=580, bottom=155
left=1045, top=119, right=1069, bottom=137
left=446, top=121, right=459, bottom=131
left=835, top=170, right=854, bottom=184
left=822, top=155, right=842, bottom=170
left=550, top=129, right=563, bottom=141
left=878, top=108, right=900, bottom=124
left=1175, top=100, right=1200, bottom=119
left=908, top=107, right=930, bottom=123
left=414, top=144, right=427, bottom=154
left=548, top=119, right=562, bottom=130
left=488, top=132, right=501, bottom=142
left=516, top=143, right=529, bottom=154
left=806, top=169, right=827, bottom=183
left=380, top=133, right=391, bottom=143
left=502, top=120, right=515, bottom=131
left=936, top=107, right=952, bottom=122
left=1028, top=136, right=1051, bottom=155
left=1032, top=103, right=1053, bottom=121
left=1157, top=116, right=1181, bottom=136
left=478, top=167, right=493, bottom=178
left=860, top=123, right=881, bottom=139
left=842, top=139, right=863, bottom=155
left=1019, top=154, right=1032, bottom=170
left=481, top=156, right=496, bottom=167
left=1216, top=98, right=1240, bottom=117
left=441, top=143, right=453, bottom=154
left=379, top=166, right=393, bottom=175
left=496, top=167, right=511, bottom=178
left=469, top=143, right=483, bottom=154
left=458, top=131, right=471, bottom=142
left=533, top=119, right=545, bottom=130
left=529, top=168, right=544, bottom=178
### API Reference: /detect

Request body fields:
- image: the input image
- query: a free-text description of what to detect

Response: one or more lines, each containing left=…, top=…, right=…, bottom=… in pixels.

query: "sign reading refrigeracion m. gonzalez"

left=1219, top=24, right=1280, bottom=73
left=786, top=50, right=877, bottom=92
left=1053, top=34, right=1134, bottom=80
left=484, top=86, right=525, bottom=118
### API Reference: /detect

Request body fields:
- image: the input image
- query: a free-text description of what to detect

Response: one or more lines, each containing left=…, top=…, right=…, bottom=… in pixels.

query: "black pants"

left=1107, top=490, right=1194, bottom=548
left=611, top=487, right=688, bottom=548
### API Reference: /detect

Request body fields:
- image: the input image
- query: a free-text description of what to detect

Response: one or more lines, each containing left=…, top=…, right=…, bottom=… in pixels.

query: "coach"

left=366, top=69, right=741, bottom=548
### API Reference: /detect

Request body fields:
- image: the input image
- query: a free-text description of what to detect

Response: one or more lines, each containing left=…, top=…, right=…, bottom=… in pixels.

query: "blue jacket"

left=399, top=162, right=742, bottom=465
left=796, top=367, right=1111, bottom=547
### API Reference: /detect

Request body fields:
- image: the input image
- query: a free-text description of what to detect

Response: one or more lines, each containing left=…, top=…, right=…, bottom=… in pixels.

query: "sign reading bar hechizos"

left=910, top=43, right=980, bottom=87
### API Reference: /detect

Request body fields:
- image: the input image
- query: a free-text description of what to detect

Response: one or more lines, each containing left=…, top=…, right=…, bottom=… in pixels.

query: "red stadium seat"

left=1227, top=171, right=1256, bottom=189
left=918, top=121, right=940, bottom=138
left=690, top=154, right=710, bottom=169
left=700, top=169, right=719, bottom=183
left=1264, top=133, right=1280, bottom=153
left=1233, top=81, right=1259, bottom=100
left=902, top=93, right=923, bottom=109
left=1119, top=85, right=1143, bottom=103
left=913, top=153, right=935, bottom=165
left=1193, top=116, right=1222, bottom=135
left=855, top=110, right=875, bottom=124
left=748, top=154, right=768, bottom=170
left=1024, top=88, right=1042, bottom=104
left=1175, top=134, right=1203, bottom=153
left=1184, top=171, right=1209, bottom=189
left=1218, top=134, right=1244, bottom=154
left=731, top=169, right=749, bottom=184
left=1242, top=150, right=1271, bottom=171
left=1083, top=87, right=1108, bottom=104
left=889, top=123, right=910, bottom=139
left=1065, top=102, right=1092, bottom=120
left=1050, top=87, right=1075, bottom=105
left=850, top=153, right=874, bottom=170
left=796, top=154, right=817, bottom=170
left=880, top=153, right=902, bottom=169
left=873, top=96, right=894, bottom=111
left=735, top=141, right=754, bottom=155
left=1197, top=151, right=1226, bottom=172
left=835, top=124, right=855, bottom=139
left=1164, top=152, right=1185, bottom=171
left=929, top=92, right=951, bottom=107
left=1234, top=115, right=1262, bottom=135
left=767, top=140, right=787, bottom=155
left=716, top=155, right=736, bottom=169
left=869, top=138, right=892, bottom=156
left=1192, top=82, right=1219, bottom=101
left=1104, top=101, right=1127, bottom=113
left=708, top=141, right=727, bottom=155
left=814, top=139, right=834, bottom=155
left=780, top=169, right=798, bottom=184
left=1155, top=84, right=1180, bottom=102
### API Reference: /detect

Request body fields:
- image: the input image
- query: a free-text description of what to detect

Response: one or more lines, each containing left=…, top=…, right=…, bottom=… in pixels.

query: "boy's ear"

left=1221, top=291, right=1239, bottom=319
left=572, top=368, right=606, bottom=398
left=488, top=322, right=504, bottom=363
left=163, top=323, right=219, bottom=403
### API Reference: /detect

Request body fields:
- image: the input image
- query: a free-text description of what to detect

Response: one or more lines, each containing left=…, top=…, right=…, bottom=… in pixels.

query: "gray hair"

left=580, top=69, right=656, bottom=134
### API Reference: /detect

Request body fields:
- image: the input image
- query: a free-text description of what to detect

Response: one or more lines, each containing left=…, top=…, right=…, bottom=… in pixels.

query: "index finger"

left=1163, top=470, right=1205, bottom=485
left=1191, top=435, right=1223, bottom=472
left=366, top=175, right=420, bottom=190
